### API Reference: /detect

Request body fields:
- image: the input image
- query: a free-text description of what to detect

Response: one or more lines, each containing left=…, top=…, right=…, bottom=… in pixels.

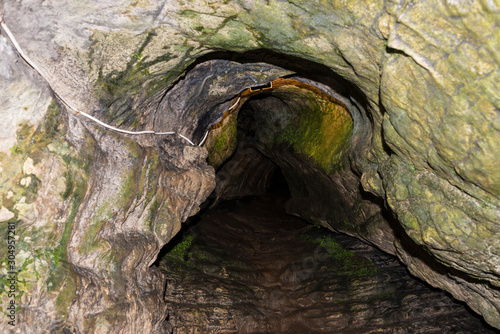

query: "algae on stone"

left=1, top=0, right=499, bottom=330
left=206, top=112, right=239, bottom=168
left=273, top=87, right=353, bottom=174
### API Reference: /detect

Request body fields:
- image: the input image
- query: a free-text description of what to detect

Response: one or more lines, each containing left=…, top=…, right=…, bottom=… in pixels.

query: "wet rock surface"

left=1, top=0, right=499, bottom=331
left=159, top=193, right=497, bottom=334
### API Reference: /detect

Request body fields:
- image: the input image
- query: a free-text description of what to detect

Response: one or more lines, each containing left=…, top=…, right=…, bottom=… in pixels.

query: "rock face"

left=0, top=0, right=498, bottom=333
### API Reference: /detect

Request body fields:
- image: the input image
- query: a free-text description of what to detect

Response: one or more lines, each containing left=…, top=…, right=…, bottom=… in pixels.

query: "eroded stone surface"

left=0, top=0, right=498, bottom=332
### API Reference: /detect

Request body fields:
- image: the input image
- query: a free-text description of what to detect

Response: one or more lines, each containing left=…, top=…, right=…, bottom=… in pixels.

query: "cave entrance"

left=153, top=55, right=497, bottom=333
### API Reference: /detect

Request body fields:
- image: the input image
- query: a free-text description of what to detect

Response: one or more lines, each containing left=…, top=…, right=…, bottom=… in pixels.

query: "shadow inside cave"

left=154, top=168, right=497, bottom=334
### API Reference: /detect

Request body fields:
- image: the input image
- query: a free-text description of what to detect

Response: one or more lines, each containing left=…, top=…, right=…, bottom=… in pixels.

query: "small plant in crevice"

left=133, top=52, right=143, bottom=61
left=10, top=146, right=21, bottom=155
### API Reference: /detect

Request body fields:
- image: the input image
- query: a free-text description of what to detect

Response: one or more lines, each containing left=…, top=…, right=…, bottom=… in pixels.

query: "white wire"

left=198, top=130, right=210, bottom=147
left=0, top=15, right=202, bottom=146
left=197, top=96, right=241, bottom=147
left=176, top=133, right=195, bottom=146
left=228, top=96, right=241, bottom=112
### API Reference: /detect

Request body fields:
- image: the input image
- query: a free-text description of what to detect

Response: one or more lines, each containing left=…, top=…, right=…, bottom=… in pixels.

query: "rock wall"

left=0, top=0, right=498, bottom=332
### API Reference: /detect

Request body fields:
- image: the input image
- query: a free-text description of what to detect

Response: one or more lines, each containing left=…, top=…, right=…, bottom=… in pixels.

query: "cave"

left=152, top=74, right=498, bottom=333
left=157, top=175, right=495, bottom=333
left=0, top=2, right=499, bottom=334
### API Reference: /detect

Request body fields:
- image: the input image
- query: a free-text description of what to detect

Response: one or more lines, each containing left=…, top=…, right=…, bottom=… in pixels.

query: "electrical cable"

left=0, top=15, right=201, bottom=146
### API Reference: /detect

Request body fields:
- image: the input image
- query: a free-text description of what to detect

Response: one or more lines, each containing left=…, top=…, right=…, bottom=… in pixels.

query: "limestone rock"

left=0, top=0, right=498, bottom=332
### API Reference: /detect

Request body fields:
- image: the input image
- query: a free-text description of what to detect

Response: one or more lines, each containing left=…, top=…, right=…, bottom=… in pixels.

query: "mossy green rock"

left=1, top=0, right=499, bottom=331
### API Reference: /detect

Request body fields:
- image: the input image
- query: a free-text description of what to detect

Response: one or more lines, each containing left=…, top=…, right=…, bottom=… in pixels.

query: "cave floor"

left=158, top=194, right=497, bottom=334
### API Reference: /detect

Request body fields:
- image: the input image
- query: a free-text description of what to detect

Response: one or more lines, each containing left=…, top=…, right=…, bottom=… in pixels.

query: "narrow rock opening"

left=155, top=162, right=495, bottom=334
left=153, top=71, right=497, bottom=332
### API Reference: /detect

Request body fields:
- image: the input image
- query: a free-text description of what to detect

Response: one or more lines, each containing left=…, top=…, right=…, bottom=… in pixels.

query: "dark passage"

left=157, top=175, right=496, bottom=334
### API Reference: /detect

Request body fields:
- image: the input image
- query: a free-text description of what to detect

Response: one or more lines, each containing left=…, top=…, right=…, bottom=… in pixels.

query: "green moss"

left=44, top=101, right=63, bottom=139
left=0, top=99, right=94, bottom=323
left=301, top=234, right=379, bottom=278
left=276, top=90, right=353, bottom=174
left=96, top=31, right=156, bottom=100
left=195, top=251, right=206, bottom=261
left=6, top=105, right=58, bottom=159
left=47, top=178, right=88, bottom=292
left=147, top=200, right=160, bottom=231
left=4, top=101, right=67, bottom=168
left=93, top=30, right=191, bottom=129
left=94, top=31, right=156, bottom=125
left=9, top=145, right=22, bottom=155
left=78, top=202, right=114, bottom=257
left=44, top=176, right=88, bottom=322
left=207, top=20, right=259, bottom=51
left=54, top=273, right=77, bottom=320
left=207, top=113, right=238, bottom=168
left=81, top=221, right=108, bottom=256
left=119, top=174, right=138, bottom=208
left=319, top=236, right=355, bottom=267
left=78, top=144, right=152, bottom=257
left=61, top=170, right=74, bottom=200
left=28, top=101, right=65, bottom=160
left=118, top=172, right=137, bottom=207
left=18, top=174, right=41, bottom=205
left=164, top=234, right=195, bottom=263
left=239, top=1, right=298, bottom=49
left=158, top=233, right=216, bottom=273
left=49, top=135, right=94, bottom=279
left=125, top=139, right=142, bottom=159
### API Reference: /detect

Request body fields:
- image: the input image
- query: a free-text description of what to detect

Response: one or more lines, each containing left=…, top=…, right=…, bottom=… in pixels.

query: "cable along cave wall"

left=0, top=0, right=499, bottom=333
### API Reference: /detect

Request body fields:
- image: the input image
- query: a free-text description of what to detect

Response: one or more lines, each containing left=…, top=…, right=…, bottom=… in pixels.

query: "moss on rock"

left=0, top=99, right=95, bottom=325
left=3, top=0, right=499, bottom=330
left=273, top=87, right=353, bottom=174
left=206, top=112, right=239, bottom=168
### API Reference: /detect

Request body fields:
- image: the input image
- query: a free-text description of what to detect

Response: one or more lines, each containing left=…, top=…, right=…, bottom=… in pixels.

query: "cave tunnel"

left=151, top=52, right=498, bottom=334
left=1, top=3, right=499, bottom=334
